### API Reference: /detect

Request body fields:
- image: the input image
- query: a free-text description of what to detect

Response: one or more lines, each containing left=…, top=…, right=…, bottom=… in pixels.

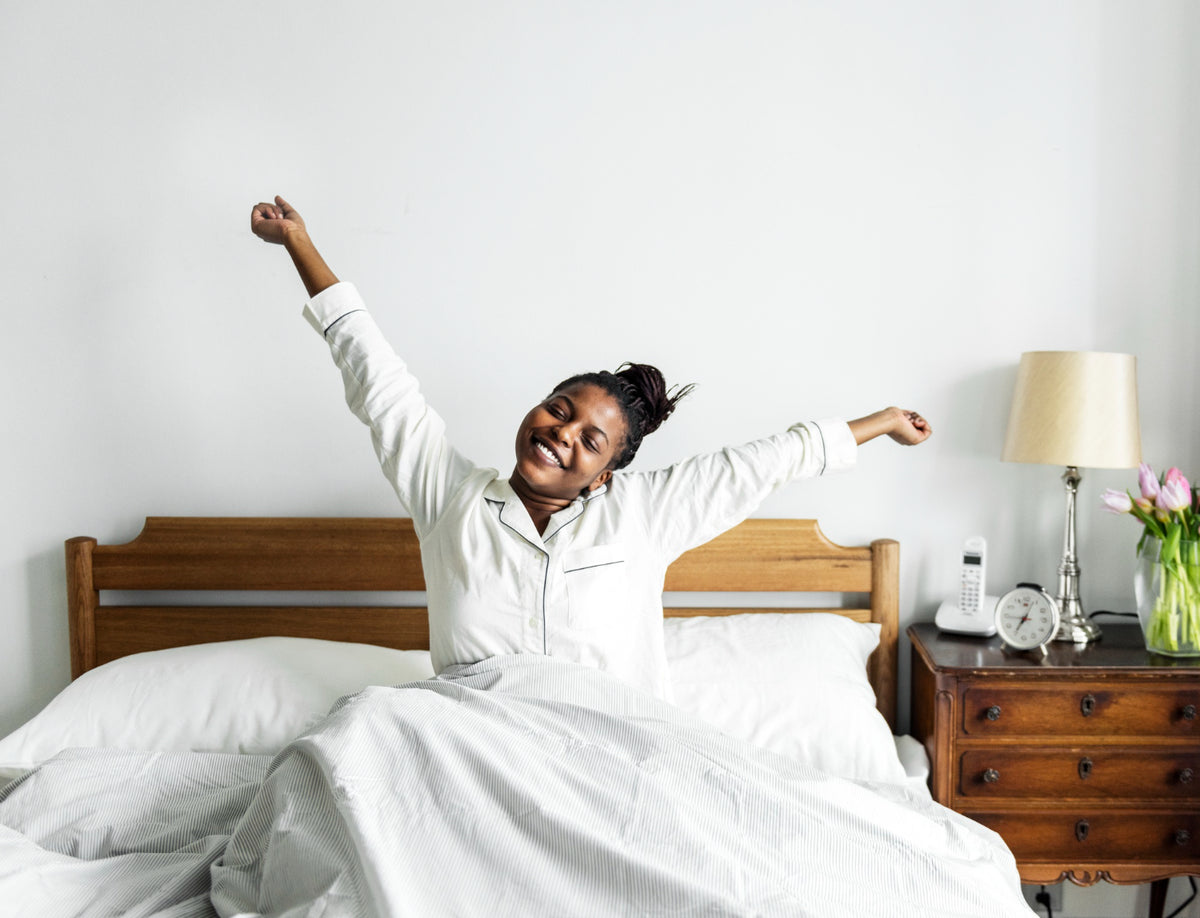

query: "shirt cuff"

left=301, top=281, right=366, bottom=336
left=811, top=418, right=857, bottom=474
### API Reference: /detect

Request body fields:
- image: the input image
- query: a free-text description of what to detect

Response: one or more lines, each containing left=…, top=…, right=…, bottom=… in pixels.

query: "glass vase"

left=1135, top=537, right=1200, bottom=657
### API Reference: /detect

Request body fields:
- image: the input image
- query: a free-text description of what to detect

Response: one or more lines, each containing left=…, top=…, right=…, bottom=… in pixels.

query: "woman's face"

left=512, top=383, right=627, bottom=501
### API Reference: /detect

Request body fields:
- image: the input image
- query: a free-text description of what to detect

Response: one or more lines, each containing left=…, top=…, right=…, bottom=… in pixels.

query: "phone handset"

left=958, top=536, right=987, bottom=616
left=935, top=536, right=998, bottom=636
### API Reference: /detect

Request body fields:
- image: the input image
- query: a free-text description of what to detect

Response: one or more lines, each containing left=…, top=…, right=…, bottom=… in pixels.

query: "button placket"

left=517, top=548, right=548, bottom=652
left=542, top=548, right=571, bottom=650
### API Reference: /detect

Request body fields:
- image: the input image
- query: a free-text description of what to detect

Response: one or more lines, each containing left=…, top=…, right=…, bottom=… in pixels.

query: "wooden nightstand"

left=908, top=623, right=1200, bottom=916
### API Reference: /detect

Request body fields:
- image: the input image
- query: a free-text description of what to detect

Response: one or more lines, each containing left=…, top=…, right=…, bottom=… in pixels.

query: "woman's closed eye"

left=548, top=402, right=599, bottom=452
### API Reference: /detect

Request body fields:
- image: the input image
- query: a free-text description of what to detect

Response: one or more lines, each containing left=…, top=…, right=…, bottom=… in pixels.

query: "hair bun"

left=614, top=363, right=694, bottom=437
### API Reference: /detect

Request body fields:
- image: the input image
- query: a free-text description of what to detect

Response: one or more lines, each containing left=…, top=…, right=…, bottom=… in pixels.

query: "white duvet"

left=0, top=654, right=1034, bottom=917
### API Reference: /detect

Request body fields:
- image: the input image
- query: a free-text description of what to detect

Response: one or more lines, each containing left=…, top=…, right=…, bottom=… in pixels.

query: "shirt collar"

left=482, top=476, right=517, bottom=504
left=483, top=476, right=608, bottom=547
left=482, top=476, right=609, bottom=506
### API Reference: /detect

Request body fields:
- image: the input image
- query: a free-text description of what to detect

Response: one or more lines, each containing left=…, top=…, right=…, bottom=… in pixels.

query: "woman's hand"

left=251, top=195, right=307, bottom=245
left=848, top=407, right=932, bottom=446
left=250, top=194, right=339, bottom=297
left=887, top=409, right=932, bottom=445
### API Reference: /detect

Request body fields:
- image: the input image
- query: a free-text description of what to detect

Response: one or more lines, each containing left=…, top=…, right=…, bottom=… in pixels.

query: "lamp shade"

left=1002, top=351, right=1141, bottom=469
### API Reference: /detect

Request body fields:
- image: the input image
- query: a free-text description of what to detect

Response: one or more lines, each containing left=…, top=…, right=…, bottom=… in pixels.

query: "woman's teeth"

left=536, top=441, right=563, bottom=467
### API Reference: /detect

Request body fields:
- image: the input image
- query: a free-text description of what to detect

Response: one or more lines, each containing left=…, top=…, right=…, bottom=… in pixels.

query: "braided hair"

left=549, top=363, right=694, bottom=470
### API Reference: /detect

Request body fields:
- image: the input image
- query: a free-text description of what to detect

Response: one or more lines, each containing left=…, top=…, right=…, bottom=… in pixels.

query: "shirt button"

left=528, top=617, right=538, bottom=627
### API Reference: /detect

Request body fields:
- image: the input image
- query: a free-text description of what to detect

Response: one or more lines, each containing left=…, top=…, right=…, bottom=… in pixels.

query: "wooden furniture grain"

left=909, top=622, right=1200, bottom=917
left=66, top=517, right=900, bottom=728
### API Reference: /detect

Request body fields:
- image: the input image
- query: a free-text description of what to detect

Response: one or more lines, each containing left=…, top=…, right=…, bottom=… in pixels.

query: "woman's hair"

left=550, top=363, right=694, bottom=470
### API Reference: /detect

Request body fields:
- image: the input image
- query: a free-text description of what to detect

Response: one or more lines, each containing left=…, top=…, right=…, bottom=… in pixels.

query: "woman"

left=251, top=195, right=931, bottom=700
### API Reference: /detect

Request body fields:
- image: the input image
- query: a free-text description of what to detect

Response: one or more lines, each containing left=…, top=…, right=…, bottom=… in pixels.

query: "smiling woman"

left=513, top=383, right=632, bottom=505
left=510, top=367, right=693, bottom=525
left=250, top=194, right=932, bottom=699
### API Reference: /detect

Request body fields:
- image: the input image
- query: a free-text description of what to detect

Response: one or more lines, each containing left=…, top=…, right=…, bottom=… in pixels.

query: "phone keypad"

left=960, top=569, right=983, bottom=612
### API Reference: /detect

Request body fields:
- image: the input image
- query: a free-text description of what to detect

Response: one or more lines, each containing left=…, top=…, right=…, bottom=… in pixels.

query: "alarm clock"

left=994, top=583, right=1061, bottom=652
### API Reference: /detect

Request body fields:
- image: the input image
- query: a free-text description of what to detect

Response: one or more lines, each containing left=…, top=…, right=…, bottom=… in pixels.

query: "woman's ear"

left=585, top=469, right=613, bottom=494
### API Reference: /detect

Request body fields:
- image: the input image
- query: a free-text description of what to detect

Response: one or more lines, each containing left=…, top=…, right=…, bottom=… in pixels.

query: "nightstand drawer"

left=970, top=812, right=1200, bottom=862
left=958, top=748, right=1200, bottom=799
left=961, top=685, right=1200, bottom=737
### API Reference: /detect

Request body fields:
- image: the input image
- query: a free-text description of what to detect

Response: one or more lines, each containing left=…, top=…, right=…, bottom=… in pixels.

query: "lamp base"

left=1051, top=466, right=1102, bottom=645
left=1054, top=609, right=1102, bottom=644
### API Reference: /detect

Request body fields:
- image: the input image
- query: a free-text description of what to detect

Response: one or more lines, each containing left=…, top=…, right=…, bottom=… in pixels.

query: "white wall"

left=3, top=2, right=1198, bottom=913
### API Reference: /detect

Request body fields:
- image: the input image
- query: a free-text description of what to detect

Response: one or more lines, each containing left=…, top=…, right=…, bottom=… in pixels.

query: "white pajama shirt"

left=304, top=282, right=857, bottom=699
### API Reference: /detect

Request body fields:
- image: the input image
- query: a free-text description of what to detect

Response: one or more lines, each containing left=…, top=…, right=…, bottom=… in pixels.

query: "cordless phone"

left=935, top=536, right=998, bottom=636
left=958, top=536, right=986, bottom=617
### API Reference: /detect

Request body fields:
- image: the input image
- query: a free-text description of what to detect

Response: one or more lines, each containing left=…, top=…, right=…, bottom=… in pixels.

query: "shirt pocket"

left=562, top=544, right=629, bottom=630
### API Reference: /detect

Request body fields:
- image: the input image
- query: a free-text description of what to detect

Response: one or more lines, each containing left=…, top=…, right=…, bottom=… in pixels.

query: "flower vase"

left=1135, top=537, right=1200, bottom=657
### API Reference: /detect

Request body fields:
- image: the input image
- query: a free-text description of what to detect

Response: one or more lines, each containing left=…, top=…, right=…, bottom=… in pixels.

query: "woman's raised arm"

left=251, top=195, right=339, bottom=299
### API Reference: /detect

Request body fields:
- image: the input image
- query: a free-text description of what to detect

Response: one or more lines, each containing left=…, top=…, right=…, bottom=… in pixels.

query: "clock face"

left=995, top=586, right=1060, bottom=650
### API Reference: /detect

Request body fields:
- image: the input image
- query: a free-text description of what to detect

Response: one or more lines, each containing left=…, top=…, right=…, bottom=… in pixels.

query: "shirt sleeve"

left=303, top=282, right=476, bottom=536
left=629, top=419, right=857, bottom=560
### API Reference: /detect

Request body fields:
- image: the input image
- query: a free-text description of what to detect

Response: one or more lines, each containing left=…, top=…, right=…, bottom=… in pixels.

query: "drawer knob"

left=1180, top=768, right=1195, bottom=785
left=1075, top=819, right=1090, bottom=842
left=982, top=768, right=1000, bottom=784
left=1078, top=757, right=1093, bottom=780
left=1080, top=694, right=1096, bottom=717
left=985, top=705, right=1002, bottom=722
left=1183, top=704, right=1197, bottom=722
left=1175, top=830, right=1192, bottom=847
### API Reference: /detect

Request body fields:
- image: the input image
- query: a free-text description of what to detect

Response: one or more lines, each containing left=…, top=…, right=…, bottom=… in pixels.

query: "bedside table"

left=908, top=623, right=1200, bottom=916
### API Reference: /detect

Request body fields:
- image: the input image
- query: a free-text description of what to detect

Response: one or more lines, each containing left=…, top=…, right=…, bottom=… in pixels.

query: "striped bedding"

left=0, top=654, right=1034, bottom=917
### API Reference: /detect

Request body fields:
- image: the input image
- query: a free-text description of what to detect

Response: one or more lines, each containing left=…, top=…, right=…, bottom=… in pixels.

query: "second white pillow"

left=663, top=612, right=906, bottom=785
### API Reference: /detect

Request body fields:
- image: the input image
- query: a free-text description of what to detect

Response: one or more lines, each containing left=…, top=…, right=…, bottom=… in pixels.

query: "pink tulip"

left=1135, top=496, right=1155, bottom=514
left=1100, top=489, right=1132, bottom=513
left=1157, top=477, right=1191, bottom=513
left=1138, top=462, right=1160, bottom=500
left=1165, top=467, right=1191, bottom=496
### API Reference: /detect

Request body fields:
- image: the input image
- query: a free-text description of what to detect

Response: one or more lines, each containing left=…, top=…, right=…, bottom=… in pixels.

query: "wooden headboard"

left=65, top=517, right=899, bottom=728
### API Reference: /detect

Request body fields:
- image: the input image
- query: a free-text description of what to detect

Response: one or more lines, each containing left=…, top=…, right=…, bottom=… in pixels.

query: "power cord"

left=1087, top=610, right=1138, bottom=620
left=1034, top=886, right=1054, bottom=918
left=1165, top=877, right=1198, bottom=918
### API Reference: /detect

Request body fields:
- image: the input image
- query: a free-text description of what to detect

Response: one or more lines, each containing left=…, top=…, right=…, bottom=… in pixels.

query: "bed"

left=0, top=516, right=1034, bottom=917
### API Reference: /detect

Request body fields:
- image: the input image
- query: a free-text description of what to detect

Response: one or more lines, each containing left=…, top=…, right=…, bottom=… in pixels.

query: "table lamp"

left=1001, top=351, right=1141, bottom=643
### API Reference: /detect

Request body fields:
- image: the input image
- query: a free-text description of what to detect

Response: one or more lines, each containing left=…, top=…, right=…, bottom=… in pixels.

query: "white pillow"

left=0, top=637, right=435, bottom=770
left=1, top=621, right=903, bottom=783
left=663, top=612, right=907, bottom=784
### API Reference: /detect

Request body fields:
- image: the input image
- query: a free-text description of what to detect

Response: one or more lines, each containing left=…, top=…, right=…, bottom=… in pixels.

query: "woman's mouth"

left=534, top=439, right=564, bottom=468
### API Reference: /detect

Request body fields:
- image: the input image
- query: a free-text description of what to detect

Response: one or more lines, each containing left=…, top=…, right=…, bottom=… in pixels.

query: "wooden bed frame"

left=65, top=517, right=899, bottom=728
